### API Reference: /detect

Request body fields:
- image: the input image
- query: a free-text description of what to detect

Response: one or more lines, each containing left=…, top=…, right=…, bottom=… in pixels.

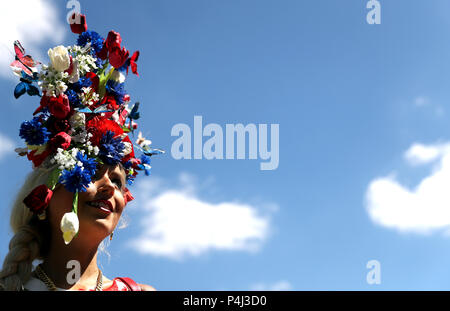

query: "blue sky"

left=2, top=0, right=450, bottom=290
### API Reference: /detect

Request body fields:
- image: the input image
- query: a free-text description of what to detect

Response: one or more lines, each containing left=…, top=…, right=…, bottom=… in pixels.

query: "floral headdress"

left=11, top=13, right=163, bottom=244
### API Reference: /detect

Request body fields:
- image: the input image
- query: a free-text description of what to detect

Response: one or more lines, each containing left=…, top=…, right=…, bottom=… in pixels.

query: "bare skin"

left=38, top=164, right=155, bottom=291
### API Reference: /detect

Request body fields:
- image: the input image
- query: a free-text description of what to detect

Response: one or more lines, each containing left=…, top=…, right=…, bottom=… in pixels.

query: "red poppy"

left=86, top=116, right=124, bottom=145
left=48, top=94, right=71, bottom=119
left=23, top=185, right=53, bottom=215
left=27, top=148, right=51, bottom=167
left=101, top=94, right=119, bottom=111
left=49, top=132, right=71, bottom=152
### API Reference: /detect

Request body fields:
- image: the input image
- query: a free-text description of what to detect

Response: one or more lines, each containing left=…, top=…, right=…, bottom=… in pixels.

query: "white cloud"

left=249, top=280, right=293, bottom=291
left=404, top=142, right=450, bottom=166
left=0, top=133, right=15, bottom=160
left=413, top=96, right=445, bottom=117
left=0, top=0, right=66, bottom=79
left=128, top=173, right=275, bottom=260
left=366, top=142, right=450, bottom=234
left=414, top=96, right=430, bottom=107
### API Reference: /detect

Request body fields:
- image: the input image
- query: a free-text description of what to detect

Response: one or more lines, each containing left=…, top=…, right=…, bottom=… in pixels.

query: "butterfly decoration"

left=75, top=105, right=113, bottom=114
left=135, top=143, right=165, bottom=157
left=10, top=40, right=40, bottom=76
left=135, top=131, right=165, bottom=157
left=14, top=71, right=40, bottom=99
left=10, top=41, right=41, bottom=99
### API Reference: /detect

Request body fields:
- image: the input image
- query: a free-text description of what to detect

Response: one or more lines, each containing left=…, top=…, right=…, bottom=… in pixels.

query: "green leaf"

left=47, top=168, right=62, bottom=190
left=98, top=66, right=115, bottom=99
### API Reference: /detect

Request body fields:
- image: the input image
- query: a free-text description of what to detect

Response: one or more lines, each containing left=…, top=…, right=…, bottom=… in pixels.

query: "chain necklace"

left=34, top=264, right=103, bottom=291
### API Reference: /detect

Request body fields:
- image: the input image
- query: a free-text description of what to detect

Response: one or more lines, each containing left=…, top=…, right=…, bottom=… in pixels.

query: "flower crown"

left=11, top=13, right=163, bottom=244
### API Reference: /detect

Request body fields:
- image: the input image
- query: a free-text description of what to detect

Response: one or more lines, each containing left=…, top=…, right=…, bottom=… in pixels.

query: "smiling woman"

left=0, top=164, right=155, bottom=291
left=0, top=12, right=162, bottom=291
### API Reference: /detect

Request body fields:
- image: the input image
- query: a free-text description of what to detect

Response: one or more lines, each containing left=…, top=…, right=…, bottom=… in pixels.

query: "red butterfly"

left=10, top=40, right=40, bottom=77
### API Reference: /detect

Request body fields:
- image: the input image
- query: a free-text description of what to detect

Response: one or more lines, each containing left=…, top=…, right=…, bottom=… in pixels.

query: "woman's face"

left=48, top=164, right=127, bottom=243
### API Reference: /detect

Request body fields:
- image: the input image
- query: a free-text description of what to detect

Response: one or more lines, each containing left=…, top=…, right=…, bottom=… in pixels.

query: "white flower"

left=60, top=212, right=79, bottom=245
left=111, top=70, right=126, bottom=83
left=69, top=112, right=86, bottom=129
left=48, top=46, right=71, bottom=72
left=68, top=58, right=80, bottom=83
left=123, top=142, right=132, bottom=156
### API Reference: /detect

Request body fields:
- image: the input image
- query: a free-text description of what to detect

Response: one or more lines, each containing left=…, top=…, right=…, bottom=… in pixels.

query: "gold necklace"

left=34, top=264, right=103, bottom=291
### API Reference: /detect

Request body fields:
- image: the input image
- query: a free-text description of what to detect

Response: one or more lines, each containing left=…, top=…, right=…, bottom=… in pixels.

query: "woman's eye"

left=112, top=178, right=123, bottom=188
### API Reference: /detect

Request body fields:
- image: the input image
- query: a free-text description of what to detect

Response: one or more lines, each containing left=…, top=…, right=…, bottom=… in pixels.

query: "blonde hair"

left=0, top=167, right=53, bottom=291
left=0, top=164, right=130, bottom=290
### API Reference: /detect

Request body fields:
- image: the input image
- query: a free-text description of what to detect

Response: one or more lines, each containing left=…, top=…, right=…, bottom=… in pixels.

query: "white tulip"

left=111, top=69, right=126, bottom=83
left=48, top=46, right=71, bottom=72
left=60, top=212, right=79, bottom=245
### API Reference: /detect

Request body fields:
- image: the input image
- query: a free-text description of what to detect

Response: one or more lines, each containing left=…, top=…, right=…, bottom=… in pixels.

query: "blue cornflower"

left=76, top=152, right=98, bottom=176
left=70, top=77, right=92, bottom=93
left=106, top=80, right=127, bottom=105
left=77, top=30, right=104, bottom=55
left=65, top=89, right=82, bottom=107
left=126, top=174, right=135, bottom=186
left=19, top=117, right=51, bottom=145
left=99, top=131, right=125, bottom=165
left=139, top=155, right=152, bottom=176
left=59, top=165, right=92, bottom=193
left=123, top=160, right=133, bottom=170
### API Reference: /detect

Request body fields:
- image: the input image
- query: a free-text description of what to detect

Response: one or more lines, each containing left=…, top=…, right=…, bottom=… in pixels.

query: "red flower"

left=48, top=94, right=71, bottom=119
left=101, top=94, right=119, bottom=111
left=49, top=132, right=71, bottom=152
left=118, top=108, right=129, bottom=126
left=129, top=51, right=140, bottom=76
left=33, top=94, right=50, bottom=116
left=27, top=148, right=51, bottom=167
left=86, top=116, right=124, bottom=145
left=105, top=31, right=122, bottom=51
left=46, top=117, right=71, bottom=135
left=109, top=46, right=129, bottom=69
left=124, top=188, right=134, bottom=204
left=65, top=55, right=74, bottom=76
left=121, top=135, right=135, bottom=164
left=69, top=13, right=88, bottom=34
left=23, top=185, right=53, bottom=215
left=97, top=44, right=109, bottom=60
left=130, top=158, right=141, bottom=170
left=85, top=72, right=99, bottom=92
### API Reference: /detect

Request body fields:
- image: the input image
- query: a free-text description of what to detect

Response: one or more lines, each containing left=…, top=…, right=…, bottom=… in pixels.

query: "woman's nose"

left=97, top=176, right=115, bottom=196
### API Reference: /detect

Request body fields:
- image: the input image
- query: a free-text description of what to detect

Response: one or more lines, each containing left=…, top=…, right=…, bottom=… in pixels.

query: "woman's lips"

left=86, top=199, right=113, bottom=213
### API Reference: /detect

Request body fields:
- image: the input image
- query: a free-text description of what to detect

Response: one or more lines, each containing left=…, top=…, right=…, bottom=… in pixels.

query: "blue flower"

left=77, top=30, right=104, bottom=55
left=70, top=77, right=92, bottom=93
left=123, top=160, right=133, bottom=170
left=76, top=152, right=98, bottom=176
left=99, top=131, right=125, bottom=165
left=139, top=155, right=151, bottom=176
left=65, top=89, right=82, bottom=107
left=19, top=117, right=51, bottom=145
left=126, top=174, right=135, bottom=186
left=59, top=165, right=92, bottom=193
left=106, top=80, right=127, bottom=105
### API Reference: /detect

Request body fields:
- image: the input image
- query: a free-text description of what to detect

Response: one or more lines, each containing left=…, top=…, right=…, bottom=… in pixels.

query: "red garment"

left=83, top=277, right=141, bottom=291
